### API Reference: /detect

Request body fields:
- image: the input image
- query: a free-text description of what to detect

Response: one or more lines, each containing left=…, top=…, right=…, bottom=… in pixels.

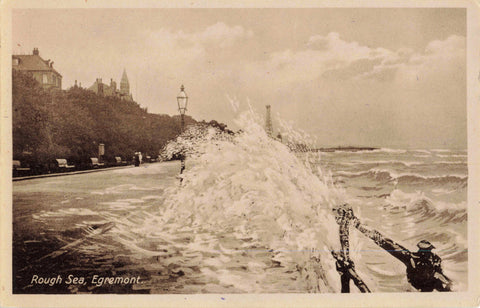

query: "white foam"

left=385, top=189, right=467, bottom=212
left=349, top=160, right=424, bottom=167
left=117, top=198, right=145, bottom=204
left=113, top=110, right=345, bottom=292
left=378, top=148, right=408, bottom=154
left=412, top=149, right=432, bottom=154
left=32, top=208, right=98, bottom=220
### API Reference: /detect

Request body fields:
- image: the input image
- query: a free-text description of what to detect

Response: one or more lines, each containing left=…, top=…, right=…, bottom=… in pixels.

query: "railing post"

left=333, top=204, right=370, bottom=293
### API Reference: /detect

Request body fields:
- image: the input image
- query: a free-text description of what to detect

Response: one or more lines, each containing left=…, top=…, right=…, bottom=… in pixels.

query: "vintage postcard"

left=1, top=0, right=479, bottom=307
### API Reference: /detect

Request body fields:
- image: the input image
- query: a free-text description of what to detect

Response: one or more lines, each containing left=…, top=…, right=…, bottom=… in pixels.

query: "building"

left=88, top=69, right=133, bottom=101
left=12, top=48, right=62, bottom=90
left=88, top=78, right=118, bottom=97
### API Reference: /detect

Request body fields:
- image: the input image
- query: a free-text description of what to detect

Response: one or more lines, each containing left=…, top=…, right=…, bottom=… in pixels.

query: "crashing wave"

left=153, top=110, right=349, bottom=292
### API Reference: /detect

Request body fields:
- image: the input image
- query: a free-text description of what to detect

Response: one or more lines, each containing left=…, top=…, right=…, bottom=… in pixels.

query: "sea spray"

left=156, top=110, right=350, bottom=292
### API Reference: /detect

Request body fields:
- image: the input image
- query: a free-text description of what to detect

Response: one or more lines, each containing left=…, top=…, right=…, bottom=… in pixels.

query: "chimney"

left=98, top=79, right=104, bottom=95
left=33, top=48, right=39, bottom=56
left=75, top=80, right=78, bottom=87
left=50, top=61, right=54, bottom=67
left=46, top=59, right=50, bottom=66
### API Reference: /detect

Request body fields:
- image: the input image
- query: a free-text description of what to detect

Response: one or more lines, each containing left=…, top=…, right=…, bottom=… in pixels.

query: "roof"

left=13, top=54, right=62, bottom=77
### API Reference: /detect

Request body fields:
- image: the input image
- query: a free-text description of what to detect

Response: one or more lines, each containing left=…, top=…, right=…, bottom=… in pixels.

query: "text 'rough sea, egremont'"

left=13, top=112, right=467, bottom=294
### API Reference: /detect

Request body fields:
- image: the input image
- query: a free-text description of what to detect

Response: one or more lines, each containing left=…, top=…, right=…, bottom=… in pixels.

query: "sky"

left=12, top=8, right=467, bottom=149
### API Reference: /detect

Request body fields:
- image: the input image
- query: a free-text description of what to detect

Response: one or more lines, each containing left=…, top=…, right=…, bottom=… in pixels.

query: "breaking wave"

left=114, top=110, right=350, bottom=292
left=384, top=189, right=467, bottom=222
left=336, top=169, right=467, bottom=186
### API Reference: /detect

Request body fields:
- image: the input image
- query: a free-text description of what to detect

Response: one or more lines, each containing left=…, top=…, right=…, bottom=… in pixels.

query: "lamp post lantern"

left=177, top=84, right=188, bottom=131
left=176, top=85, right=188, bottom=176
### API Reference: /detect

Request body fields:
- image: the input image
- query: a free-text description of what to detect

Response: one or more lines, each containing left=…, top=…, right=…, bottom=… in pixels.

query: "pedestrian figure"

left=134, top=153, right=140, bottom=167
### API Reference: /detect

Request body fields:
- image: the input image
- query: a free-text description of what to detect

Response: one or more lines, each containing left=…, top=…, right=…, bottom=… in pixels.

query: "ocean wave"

left=413, top=154, right=431, bottom=158
left=436, top=154, right=467, bottom=158
left=431, top=188, right=458, bottom=195
left=335, top=169, right=467, bottom=186
left=435, top=161, right=467, bottom=165
left=336, top=170, right=393, bottom=181
left=412, top=149, right=432, bottom=154
left=378, top=148, right=408, bottom=154
left=332, top=160, right=465, bottom=169
left=109, top=110, right=346, bottom=292
left=349, top=160, right=423, bottom=167
left=330, top=148, right=408, bottom=155
left=431, top=149, right=452, bottom=152
left=346, top=148, right=407, bottom=154
left=385, top=189, right=467, bottom=215
left=32, top=208, right=99, bottom=220
left=396, top=173, right=467, bottom=186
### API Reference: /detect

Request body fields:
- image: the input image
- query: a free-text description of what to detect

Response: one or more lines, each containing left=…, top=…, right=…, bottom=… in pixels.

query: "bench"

left=56, top=159, right=75, bottom=169
left=90, top=157, right=105, bottom=168
left=13, top=160, right=31, bottom=176
left=13, top=160, right=31, bottom=171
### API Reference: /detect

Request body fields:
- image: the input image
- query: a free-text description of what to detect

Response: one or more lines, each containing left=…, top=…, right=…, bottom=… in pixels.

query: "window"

left=13, top=58, right=19, bottom=65
left=43, top=74, right=48, bottom=84
left=53, top=75, right=56, bottom=85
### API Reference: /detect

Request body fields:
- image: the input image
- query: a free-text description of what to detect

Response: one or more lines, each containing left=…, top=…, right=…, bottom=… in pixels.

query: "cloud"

left=232, top=33, right=465, bottom=148
left=244, top=32, right=399, bottom=85
left=394, top=35, right=465, bottom=84
left=322, top=58, right=383, bottom=81
left=131, top=22, right=254, bottom=80
left=145, top=22, right=253, bottom=51
left=199, top=22, right=253, bottom=47
left=249, top=32, right=465, bottom=87
left=425, top=35, right=465, bottom=55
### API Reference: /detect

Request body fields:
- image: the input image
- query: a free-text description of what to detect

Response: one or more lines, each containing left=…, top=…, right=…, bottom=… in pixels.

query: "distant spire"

left=120, top=68, right=130, bottom=95
left=121, top=68, right=129, bottom=83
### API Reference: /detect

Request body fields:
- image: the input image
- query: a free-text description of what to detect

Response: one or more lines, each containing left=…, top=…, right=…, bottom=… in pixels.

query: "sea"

left=12, top=111, right=467, bottom=293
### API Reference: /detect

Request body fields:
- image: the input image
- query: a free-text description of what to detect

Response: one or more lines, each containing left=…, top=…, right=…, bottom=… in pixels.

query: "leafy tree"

left=13, top=71, right=230, bottom=172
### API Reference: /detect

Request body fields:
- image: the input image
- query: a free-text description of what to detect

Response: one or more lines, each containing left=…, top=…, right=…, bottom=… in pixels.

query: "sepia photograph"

left=1, top=1, right=479, bottom=307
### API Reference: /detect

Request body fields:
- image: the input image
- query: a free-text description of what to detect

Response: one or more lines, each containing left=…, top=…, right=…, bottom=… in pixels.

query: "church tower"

left=120, top=68, right=130, bottom=96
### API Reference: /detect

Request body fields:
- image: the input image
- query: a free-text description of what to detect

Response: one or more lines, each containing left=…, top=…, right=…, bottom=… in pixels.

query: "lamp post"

left=177, top=84, right=188, bottom=176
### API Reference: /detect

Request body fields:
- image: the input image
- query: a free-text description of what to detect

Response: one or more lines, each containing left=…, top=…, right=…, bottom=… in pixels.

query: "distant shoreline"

left=314, top=146, right=378, bottom=152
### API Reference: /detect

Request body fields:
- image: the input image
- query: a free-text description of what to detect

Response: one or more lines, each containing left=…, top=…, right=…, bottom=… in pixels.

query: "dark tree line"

left=12, top=70, right=197, bottom=171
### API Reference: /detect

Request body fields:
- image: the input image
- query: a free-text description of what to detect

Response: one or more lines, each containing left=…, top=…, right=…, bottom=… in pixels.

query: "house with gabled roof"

left=12, top=48, right=62, bottom=90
